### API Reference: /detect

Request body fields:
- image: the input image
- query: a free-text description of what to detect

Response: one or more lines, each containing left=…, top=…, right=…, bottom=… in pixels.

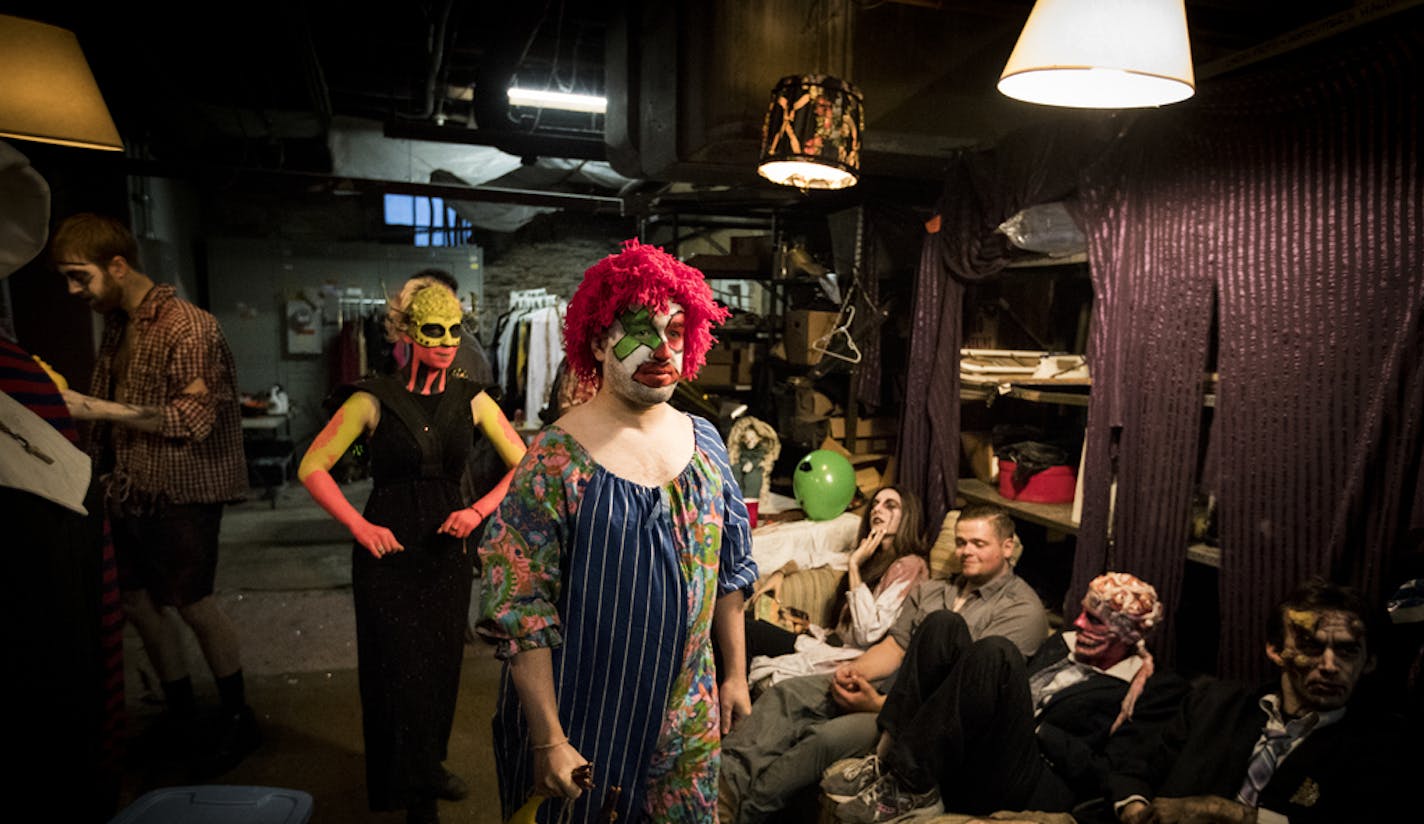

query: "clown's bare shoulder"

left=553, top=389, right=698, bottom=488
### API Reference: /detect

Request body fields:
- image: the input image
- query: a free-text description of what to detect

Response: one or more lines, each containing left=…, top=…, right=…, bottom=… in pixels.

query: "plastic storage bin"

left=997, top=460, right=1076, bottom=504
left=108, top=786, right=313, bottom=824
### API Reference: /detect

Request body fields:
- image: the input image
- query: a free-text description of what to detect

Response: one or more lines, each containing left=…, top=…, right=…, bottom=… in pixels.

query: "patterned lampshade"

left=757, top=74, right=864, bottom=191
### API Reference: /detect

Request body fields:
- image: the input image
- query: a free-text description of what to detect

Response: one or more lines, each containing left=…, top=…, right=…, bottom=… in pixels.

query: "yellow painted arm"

left=472, top=390, right=528, bottom=468
left=298, top=392, right=380, bottom=533
left=298, top=391, right=379, bottom=481
left=465, top=390, right=527, bottom=520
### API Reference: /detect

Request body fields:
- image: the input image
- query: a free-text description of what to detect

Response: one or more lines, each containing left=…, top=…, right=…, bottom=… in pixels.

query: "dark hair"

left=1267, top=577, right=1381, bottom=652
left=411, top=267, right=459, bottom=293
left=854, top=485, right=928, bottom=589
left=957, top=502, right=1016, bottom=540
left=48, top=212, right=139, bottom=270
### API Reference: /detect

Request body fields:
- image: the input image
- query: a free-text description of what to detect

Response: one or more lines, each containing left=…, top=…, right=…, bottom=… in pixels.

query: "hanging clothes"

left=522, top=305, right=563, bottom=425
left=489, top=296, right=565, bottom=424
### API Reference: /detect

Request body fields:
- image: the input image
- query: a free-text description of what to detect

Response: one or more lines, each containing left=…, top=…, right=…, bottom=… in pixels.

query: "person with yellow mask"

left=298, top=277, right=526, bottom=824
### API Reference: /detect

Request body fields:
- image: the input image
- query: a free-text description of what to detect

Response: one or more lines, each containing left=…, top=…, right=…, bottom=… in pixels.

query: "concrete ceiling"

left=7, top=0, right=1417, bottom=223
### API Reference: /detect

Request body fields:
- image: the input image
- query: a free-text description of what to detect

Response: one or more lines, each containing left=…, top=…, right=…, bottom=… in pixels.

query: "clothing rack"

left=507, top=288, right=561, bottom=312
left=333, top=288, right=389, bottom=327
left=492, top=289, right=567, bottom=425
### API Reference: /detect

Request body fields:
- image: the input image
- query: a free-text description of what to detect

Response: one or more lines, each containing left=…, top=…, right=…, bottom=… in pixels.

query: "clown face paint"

left=1270, top=608, right=1370, bottom=714
left=599, top=303, right=685, bottom=406
left=611, top=304, right=685, bottom=373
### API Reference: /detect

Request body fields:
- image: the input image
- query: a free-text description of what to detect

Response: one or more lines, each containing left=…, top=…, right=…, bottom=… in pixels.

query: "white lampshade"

left=0, top=15, right=123, bottom=151
left=998, top=0, right=1195, bottom=109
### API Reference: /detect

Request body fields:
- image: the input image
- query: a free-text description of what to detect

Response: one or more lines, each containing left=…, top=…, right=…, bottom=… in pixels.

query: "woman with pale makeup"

left=298, top=278, right=527, bottom=824
left=741, top=485, right=930, bottom=688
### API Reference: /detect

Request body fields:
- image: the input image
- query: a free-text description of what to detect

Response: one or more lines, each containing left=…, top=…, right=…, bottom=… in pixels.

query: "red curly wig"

left=563, top=239, right=730, bottom=384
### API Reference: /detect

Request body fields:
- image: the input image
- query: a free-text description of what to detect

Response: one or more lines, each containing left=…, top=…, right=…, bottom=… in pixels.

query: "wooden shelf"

left=955, top=478, right=1079, bottom=535
left=1187, top=543, right=1221, bottom=568
left=961, top=383, right=1091, bottom=407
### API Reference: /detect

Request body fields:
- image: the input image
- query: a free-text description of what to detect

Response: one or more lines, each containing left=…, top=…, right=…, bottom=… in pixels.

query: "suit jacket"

left=1105, top=679, right=1407, bottom=822
left=1028, top=633, right=1189, bottom=799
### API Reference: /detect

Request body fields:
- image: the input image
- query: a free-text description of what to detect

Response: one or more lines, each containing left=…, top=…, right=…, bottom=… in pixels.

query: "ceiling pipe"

left=121, top=158, right=623, bottom=210
left=397, top=0, right=456, bottom=121
left=382, top=119, right=606, bottom=161
left=1196, top=0, right=1424, bottom=80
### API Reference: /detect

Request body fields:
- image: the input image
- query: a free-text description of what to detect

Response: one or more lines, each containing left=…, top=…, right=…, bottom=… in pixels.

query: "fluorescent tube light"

left=506, top=87, right=607, bottom=114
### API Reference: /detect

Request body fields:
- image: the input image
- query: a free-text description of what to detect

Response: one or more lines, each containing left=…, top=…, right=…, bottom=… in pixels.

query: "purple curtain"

left=1073, top=21, right=1424, bottom=681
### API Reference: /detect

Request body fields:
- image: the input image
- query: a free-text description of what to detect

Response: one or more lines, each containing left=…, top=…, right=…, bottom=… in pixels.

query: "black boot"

left=193, top=705, right=262, bottom=778
left=437, top=766, right=469, bottom=801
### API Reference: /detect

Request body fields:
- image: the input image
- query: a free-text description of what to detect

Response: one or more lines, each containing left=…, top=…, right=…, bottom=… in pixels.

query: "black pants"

left=878, top=610, right=1074, bottom=814
left=716, top=613, right=799, bottom=683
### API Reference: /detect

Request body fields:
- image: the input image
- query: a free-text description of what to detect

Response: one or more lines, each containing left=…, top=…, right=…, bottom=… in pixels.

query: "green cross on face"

left=612, top=306, right=663, bottom=360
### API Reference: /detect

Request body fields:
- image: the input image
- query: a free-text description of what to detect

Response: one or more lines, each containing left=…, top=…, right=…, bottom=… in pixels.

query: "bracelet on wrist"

left=531, top=737, right=567, bottom=751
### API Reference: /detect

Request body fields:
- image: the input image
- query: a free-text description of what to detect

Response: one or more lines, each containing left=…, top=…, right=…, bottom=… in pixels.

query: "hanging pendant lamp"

left=757, top=74, right=864, bottom=191
left=998, top=0, right=1195, bottom=109
left=0, top=14, right=122, bottom=151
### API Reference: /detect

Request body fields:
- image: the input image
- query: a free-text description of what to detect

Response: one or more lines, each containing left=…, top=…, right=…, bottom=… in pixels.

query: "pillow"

left=929, top=510, right=961, bottom=579
left=778, top=565, right=848, bottom=628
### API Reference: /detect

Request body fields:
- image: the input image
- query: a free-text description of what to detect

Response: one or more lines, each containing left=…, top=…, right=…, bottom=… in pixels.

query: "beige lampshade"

left=0, top=15, right=123, bottom=151
left=998, top=0, right=1195, bottom=109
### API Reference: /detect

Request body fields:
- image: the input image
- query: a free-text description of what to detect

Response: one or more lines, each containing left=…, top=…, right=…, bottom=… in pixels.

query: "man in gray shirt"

left=719, top=502, right=1048, bottom=823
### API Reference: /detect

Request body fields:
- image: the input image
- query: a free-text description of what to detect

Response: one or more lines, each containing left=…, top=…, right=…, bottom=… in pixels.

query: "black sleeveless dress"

left=348, top=374, right=480, bottom=811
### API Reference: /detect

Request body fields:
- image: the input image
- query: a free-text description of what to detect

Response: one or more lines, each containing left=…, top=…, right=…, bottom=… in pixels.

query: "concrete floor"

left=114, top=479, right=506, bottom=823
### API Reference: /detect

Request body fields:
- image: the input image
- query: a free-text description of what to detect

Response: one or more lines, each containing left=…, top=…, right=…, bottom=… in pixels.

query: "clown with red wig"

left=477, top=240, right=759, bottom=823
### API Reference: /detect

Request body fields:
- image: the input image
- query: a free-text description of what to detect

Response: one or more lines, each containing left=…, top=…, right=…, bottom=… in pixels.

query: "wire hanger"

left=810, top=302, right=861, bottom=364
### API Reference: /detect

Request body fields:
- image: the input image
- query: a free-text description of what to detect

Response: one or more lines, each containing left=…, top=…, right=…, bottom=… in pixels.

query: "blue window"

left=384, top=194, right=471, bottom=247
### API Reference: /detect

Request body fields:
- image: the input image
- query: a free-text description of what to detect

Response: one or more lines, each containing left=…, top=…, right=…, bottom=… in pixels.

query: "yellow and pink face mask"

left=406, top=286, right=463, bottom=348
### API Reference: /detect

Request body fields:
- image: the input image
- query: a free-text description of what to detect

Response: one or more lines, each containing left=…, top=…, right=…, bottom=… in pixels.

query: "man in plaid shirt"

left=50, top=213, right=257, bottom=777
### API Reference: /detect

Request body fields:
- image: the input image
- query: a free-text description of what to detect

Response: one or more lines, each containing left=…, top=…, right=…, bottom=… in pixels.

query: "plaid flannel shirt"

left=88, top=284, right=248, bottom=507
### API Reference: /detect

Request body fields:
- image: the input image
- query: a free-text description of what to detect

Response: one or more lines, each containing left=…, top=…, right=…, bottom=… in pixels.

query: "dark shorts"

left=112, top=502, right=224, bottom=607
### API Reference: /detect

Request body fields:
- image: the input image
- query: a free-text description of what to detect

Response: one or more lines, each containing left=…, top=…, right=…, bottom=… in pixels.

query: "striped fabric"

left=1070, top=20, right=1423, bottom=680
left=0, top=340, right=75, bottom=434
left=479, top=415, right=758, bottom=823
left=0, top=337, right=125, bottom=784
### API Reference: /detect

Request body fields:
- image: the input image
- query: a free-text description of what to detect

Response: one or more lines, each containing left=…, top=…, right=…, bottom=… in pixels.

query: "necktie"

left=1236, top=727, right=1293, bottom=807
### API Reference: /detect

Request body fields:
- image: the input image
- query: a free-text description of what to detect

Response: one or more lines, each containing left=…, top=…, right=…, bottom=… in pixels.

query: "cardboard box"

left=734, top=348, right=755, bottom=384
left=784, top=310, right=840, bottom=365
left=794, top=386, right=835, bottom=419
left=698, top=343, right=756, bottom=386
left=731, top=234, right=775, bottom=269
left=697, top=364, right=734, bottom=386
left=705, top=345, right=737, bottom=364
left=828, top=417, right=898, bottom=440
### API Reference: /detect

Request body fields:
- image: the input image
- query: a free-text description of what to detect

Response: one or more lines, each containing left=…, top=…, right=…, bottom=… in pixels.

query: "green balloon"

left=793, top=450, right=857, bottom=521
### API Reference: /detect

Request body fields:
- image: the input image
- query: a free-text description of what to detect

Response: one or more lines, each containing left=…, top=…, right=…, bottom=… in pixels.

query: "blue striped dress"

left=478, top=414, right=758, bottom=823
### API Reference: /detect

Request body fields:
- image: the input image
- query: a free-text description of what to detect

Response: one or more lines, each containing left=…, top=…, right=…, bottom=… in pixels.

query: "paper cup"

left=744, top=498, right=759, bottom=528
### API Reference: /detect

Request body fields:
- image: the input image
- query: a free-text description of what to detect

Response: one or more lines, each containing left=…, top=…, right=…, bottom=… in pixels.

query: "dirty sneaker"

left=821, top=753, right=884, bottom=802
left=835, top=771, right=943, bottom=823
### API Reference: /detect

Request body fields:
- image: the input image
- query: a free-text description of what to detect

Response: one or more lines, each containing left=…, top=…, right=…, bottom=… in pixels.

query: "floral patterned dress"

left=478, top=415, right=757, bottom=823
